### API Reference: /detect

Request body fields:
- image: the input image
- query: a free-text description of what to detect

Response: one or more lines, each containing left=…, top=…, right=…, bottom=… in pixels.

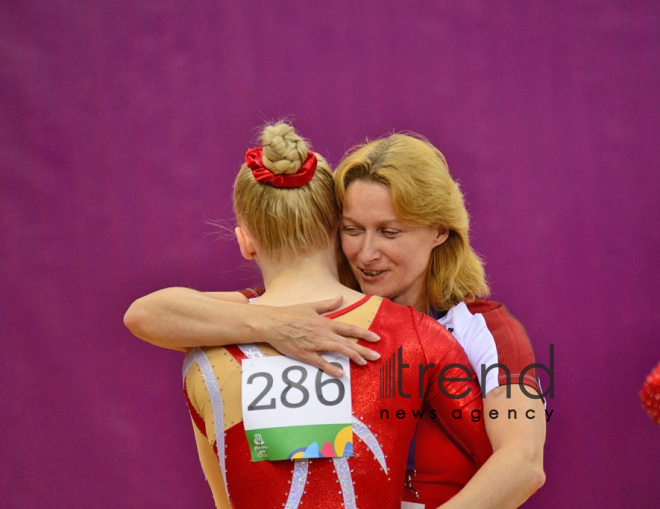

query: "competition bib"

left=241, top=353, right=353, bottom=462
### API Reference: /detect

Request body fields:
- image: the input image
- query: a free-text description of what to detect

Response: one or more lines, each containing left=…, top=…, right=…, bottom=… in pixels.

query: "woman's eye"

left=382, top=230, right=402, bottom=237
left=341, top=227, right=361, bottom=235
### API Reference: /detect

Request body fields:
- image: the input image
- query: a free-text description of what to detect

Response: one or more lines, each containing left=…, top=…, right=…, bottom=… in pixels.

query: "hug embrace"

left=125, top=122, right=546, bottom=509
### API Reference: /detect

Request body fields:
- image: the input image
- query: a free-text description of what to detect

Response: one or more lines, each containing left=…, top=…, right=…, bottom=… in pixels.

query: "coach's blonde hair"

left=233, top=122, right=338, bottom=260
left=334, top=133, right=489, bottom=311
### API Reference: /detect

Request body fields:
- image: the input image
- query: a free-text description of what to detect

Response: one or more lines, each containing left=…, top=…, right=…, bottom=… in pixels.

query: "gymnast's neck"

left=252, top=241, right=363, bottom=309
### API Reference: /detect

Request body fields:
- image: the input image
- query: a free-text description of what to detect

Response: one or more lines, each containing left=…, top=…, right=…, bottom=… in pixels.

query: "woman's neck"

left=254, top=247, right=364, bottom=308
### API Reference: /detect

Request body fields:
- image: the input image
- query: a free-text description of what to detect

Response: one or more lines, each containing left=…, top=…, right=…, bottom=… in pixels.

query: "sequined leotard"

left=183, top=296, right=492, bottom=509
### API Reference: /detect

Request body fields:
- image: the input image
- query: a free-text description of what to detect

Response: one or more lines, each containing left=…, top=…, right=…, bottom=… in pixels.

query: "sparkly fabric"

left=238, top=343, right=265, bottom=359
left=333, top=458, right=357, bottom=509
left=188, top=348, right=230, bottom=503
left=185, top=297, right=491, bottom=508
left=284, top=459, right=309, bottom=509
left=352, top=416, right=388, bottom=474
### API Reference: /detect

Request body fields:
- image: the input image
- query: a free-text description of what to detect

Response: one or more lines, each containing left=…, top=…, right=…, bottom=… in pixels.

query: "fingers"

left=321, top=337, right=381, bottom=365
left=308, top=295, right=343, bottom=315
left=333, top=322, right=380, bottom=343
left=286, top=337, right=381, bottom=375
left=305, top=354, right=345, bottom=377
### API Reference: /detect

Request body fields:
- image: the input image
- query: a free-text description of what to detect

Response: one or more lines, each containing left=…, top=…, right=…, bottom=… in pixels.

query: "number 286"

left=247, top=363, right=345, bottom=411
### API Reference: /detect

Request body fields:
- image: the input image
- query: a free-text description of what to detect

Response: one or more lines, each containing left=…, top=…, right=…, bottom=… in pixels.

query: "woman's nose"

left=358, top=232, right=381, bottom=263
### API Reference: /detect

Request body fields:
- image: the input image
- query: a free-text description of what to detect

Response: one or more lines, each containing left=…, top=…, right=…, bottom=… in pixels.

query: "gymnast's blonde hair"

left=233, top=122, right=338, bottom=260
left=334, top=133, right=490, bottom=312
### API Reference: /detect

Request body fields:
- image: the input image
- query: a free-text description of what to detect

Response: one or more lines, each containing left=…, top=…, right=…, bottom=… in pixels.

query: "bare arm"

left=438, top=385, right=546, bottom=509
left=124, top=287, right=255, bottom=351
left=124, top=287, right=380, bottom=376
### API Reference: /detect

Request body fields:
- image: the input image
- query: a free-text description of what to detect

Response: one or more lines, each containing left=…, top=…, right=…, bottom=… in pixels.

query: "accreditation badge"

left=241, top=353, right=353, bottom=462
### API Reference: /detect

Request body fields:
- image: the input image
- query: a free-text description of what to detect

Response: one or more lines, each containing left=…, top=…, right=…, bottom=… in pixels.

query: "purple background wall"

left=2, top=1, right=658, bottom=507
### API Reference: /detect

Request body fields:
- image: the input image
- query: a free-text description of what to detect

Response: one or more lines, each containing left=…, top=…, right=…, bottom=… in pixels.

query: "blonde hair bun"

left=261, top=122, right=309, bottom=175
left=233, top=122, right=338, bottom=260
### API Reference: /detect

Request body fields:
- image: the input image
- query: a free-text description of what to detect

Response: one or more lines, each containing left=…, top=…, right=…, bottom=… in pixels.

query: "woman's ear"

left=235, top=227, right=257, bottom=260
left=432, top=226, right=450, bottom=248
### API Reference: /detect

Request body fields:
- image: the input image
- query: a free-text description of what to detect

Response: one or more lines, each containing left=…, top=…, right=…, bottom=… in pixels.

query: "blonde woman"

left=334, top=135, right=545, bottom=508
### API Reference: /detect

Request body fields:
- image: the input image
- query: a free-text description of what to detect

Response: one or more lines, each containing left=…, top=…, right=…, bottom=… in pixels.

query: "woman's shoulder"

left=459, top=299, right=536, bottom=368
left=463, top=298, right=503, bottom=315
left=447, top=300, right=539, bottom=396
left=463, top=300, right=528, bottom=340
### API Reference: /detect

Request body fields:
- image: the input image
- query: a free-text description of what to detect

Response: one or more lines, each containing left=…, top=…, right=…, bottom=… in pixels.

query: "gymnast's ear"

left=235, top=226, right=257, bottom=260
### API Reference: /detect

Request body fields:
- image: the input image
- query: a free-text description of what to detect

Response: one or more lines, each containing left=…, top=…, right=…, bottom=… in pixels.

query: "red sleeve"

left=236, top=287, right=265, bottom=299
left=413, top=310, right=493, bottom=467
left=467, top=300, right=541, bottom=395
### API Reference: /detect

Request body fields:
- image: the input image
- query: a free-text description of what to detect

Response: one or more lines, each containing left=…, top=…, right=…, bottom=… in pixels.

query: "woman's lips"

left=358, top=268, right=388, bottom=281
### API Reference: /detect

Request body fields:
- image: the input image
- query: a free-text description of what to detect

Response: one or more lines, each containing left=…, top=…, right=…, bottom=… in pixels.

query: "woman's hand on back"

left=125, top=288, right=380, bottom=377
left=256, top=296, right=381, bottom=378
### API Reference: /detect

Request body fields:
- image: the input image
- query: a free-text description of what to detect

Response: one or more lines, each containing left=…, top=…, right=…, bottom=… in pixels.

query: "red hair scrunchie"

left=245, top=147, right=317, bottom=188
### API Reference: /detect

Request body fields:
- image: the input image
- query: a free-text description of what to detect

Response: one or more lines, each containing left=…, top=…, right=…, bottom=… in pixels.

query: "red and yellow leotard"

left=184, top=296, right=491, bottom=509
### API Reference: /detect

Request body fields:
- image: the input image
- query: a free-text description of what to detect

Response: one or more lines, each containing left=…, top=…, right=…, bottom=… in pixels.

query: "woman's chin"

left=359, top=279, right=394, bottom=301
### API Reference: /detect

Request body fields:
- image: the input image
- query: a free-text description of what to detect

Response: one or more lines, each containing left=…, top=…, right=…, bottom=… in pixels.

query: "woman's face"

left=340, top=180, right=448, bottom=310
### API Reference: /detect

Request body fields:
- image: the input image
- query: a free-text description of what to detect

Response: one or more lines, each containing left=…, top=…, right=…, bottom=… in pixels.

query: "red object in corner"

left=640, top=359, right=660, bottom=425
